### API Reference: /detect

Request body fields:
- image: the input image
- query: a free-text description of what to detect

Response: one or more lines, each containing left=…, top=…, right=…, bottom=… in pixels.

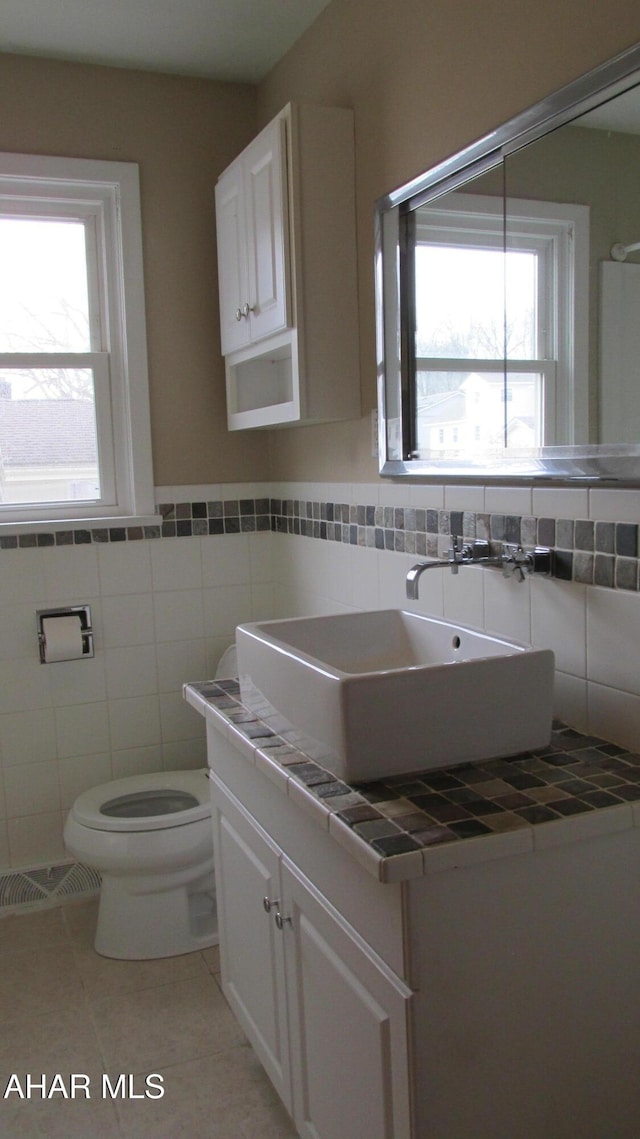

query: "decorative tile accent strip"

left=190, top=679, right=640, bottom=863
left=0, top=861, right=100, bottom=910
left=0, top=498, right=272, bottom=549
left=1, top=493, right=639, bottom=592
left=158, top=497, right=272, bottom=538
left=270, top=499, right=640, bottom=591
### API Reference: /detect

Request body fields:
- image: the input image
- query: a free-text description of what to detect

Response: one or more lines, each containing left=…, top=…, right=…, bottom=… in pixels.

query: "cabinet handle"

left=263, top=896, right=279, bottom=913
left=275, top=910, right=292, bottom=930
left=235, top=308, right=243, bottom=321
left=241, top=302, right=255, bottom=318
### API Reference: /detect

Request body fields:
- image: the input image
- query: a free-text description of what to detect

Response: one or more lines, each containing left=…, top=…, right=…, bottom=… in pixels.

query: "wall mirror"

left=375, top=41, right=640, bottom=481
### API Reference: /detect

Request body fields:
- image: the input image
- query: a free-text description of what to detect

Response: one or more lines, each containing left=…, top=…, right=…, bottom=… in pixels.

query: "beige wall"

left=258, top=0, right=640, bottom=483
left=1, top=52, right=269, bottom=486
left=5, top=1, right=640, bottom=489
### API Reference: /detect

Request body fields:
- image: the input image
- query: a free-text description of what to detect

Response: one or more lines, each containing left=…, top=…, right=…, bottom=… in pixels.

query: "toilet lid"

left=70, top=770, right=212, bottom=833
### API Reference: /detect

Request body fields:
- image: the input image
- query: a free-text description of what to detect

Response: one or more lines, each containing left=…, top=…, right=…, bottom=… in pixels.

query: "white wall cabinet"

left=215, top=116, right=289, bottom=357
left=209, top=770, right=411, bottom=1139
left=214, top=103, right=360, bottom=430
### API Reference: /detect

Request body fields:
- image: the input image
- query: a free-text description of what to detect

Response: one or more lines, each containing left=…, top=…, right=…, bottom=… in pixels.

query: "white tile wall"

left=270, top=481, right=640, bottom=758
left=3, top=477, right=640, bottom=874
left=484, top=486, right=533, bottom=515
left=0, top=486, right=275, bottom=872
left=97, top=540, right=153, bottom=596
left=105, top=644, right=158, bottom=699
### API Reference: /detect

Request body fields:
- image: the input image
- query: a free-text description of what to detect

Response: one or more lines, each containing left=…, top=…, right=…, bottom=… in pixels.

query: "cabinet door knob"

left=235, top=308, right=243, bottom=321
left=241, top=302, right=255, bottom=318
left=275, top=910, right=292, bottom=930
left=263, top=896, right=279, bottom=913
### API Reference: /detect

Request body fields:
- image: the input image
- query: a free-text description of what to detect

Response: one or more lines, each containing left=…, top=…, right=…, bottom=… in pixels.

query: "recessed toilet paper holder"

left=36, top=605, right=94, bottom=663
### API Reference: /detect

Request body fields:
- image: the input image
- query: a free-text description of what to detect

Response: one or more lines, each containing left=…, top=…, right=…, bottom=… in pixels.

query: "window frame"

left=411, top=192, right=589, bottom=457
left=0, top=152, right=155, bottom=530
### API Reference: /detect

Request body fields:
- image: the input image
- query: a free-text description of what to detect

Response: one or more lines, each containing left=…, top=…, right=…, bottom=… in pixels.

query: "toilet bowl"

left=64, top=769, right=217, bottom=960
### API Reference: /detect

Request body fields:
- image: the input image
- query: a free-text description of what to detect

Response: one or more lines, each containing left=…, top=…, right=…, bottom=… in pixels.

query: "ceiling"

left=0, top=0, right=333, bottom=83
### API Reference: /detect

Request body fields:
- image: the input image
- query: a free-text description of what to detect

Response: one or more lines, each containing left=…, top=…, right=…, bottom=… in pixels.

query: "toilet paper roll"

left=42, top=615, right=85, bottom=663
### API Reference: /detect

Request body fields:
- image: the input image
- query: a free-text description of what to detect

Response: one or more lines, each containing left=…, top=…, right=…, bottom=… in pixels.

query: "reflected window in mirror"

left=409, top=193, right=588, bottom=459
left=376, top=40, right=640, bottom=480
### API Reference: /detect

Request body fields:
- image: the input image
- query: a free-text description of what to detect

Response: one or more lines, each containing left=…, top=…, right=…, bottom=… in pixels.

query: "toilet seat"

left=71, top=770, right=211, bottom=833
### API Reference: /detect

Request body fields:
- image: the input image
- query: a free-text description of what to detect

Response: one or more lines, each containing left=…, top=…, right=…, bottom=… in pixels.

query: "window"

left=411, top=192, right=588, bottom=458
left=0, top=153, right=155, bottom=528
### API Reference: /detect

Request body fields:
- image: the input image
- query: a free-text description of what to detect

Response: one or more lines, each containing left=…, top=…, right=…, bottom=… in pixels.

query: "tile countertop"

left=184, top=679, right=640, bottom=884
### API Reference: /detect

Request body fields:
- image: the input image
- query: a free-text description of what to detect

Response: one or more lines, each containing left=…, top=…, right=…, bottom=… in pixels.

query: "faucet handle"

left=502, top=544, right=553, bottom=579
left=508, top=560, right=527, bottom=583
left=450, top=535, right=488, bottom=570
left=447, top=535, right=464, bottom=574
left=502, top=544, right=527, bottom=579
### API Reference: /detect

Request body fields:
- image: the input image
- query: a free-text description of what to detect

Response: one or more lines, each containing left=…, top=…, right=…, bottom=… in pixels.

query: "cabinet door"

left=215, top=159, right=251, bottom=355
left=244, top=116, right=289, bottom=344
left=210, top=784, right=292, bottom=1109
left=281, top=860, right=412, bottom=1139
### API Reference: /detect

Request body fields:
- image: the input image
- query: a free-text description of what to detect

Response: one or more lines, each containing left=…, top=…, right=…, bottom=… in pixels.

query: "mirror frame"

left=375, top=40, right=640, bottom=483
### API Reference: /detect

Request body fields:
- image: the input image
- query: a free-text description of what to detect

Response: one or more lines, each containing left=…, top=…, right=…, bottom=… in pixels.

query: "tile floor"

left=0, top=897, right=298, bottom=1138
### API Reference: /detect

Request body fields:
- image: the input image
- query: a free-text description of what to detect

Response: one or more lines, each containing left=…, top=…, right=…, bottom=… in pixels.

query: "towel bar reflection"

left=610, top=240, right=640, bottom=262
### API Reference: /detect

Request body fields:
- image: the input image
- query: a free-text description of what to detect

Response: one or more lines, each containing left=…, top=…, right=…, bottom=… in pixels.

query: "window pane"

left=0, top=218, right=91, bottom=352
left=414, top=367, right=544, bottom=455
left=414, top=368, right=506, bottom=455
left=415, top=245, right=506, bottom=360
left=505, top=250, right=537, bottom=359
left=505, top=371, right=544, bottom=448
left=415, top=245, right=538, bottom=361
left=0, top=370, right=100, bottom=504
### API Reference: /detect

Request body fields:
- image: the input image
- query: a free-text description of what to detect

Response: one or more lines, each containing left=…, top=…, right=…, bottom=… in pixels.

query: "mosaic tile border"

left=191, top=680, right=640, bottom=865
left=0, top=498, right=272, bottom=549
left=2, top=494, right=640, bottom=592
left=271, top=498, right=640, bottom=591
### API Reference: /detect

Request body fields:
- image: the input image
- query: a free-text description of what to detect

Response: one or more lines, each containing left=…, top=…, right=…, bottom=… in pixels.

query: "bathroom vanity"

left=185, top=678, right=640, bottom=1139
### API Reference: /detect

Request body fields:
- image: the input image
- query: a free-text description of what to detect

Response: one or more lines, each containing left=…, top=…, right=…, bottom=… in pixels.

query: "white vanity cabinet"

left=187, top=686, right=640, bottom=1139
left=210, top=773, right=291, bottom=1107
left=214, top=103, right=360, bottom=430
left=209, top=765, right=412, bottom=1139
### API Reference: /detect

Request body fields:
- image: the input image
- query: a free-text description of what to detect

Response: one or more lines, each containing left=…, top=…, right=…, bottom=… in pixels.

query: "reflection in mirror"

left=412, top=185, right=588, bottom=456
left=412, top=188, right=506, bottom=460
left=505, top=91, right=640, bottom=446
left=376, top=41, right=640, bottom=480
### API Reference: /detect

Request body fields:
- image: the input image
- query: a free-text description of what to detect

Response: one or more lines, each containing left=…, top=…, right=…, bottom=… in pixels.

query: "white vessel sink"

left=236, top=609, right=555, bottom=783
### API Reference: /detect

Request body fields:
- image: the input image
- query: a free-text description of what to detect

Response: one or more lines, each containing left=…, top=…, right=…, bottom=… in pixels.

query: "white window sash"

left=0, top=153, right=155, bottom=529
left=414, top=191, right=589, bottom=445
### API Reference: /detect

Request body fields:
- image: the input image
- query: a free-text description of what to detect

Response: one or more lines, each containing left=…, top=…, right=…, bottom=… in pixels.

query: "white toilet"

left=64, top=647, right=236, bottom=959
left=64, top=768, right=218, bottom=960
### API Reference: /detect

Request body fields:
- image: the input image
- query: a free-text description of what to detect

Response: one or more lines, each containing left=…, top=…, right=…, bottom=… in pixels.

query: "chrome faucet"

left=406, top=537, right=552, bottom=600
